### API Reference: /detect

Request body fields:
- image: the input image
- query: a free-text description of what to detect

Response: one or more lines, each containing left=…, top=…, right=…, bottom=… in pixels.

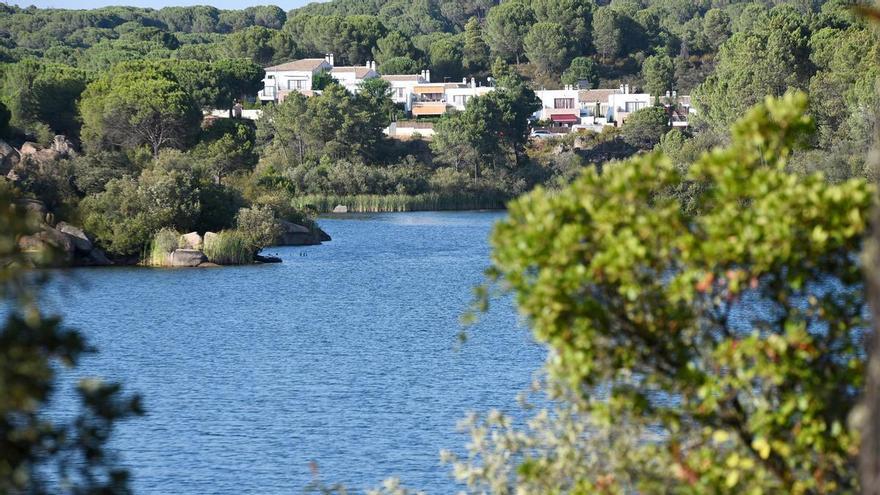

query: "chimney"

left=624, top=84, right=630, bottom=94
left=619, top=84, right=624, bottom=93
left=328, top=53, right=335, bottom=66
left=462, top=77, right=467, bottom=84
left=425, top=69, right=430, bottom=82
left=372, top=61, right=377, bottom=71
left=324, top=53, right=330, bottom=64
left=470, top=77, right=475, bottom=88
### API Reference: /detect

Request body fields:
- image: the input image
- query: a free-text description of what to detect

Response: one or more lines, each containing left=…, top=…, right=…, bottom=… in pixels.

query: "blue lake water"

left=40, top=211, right=546, bottom=494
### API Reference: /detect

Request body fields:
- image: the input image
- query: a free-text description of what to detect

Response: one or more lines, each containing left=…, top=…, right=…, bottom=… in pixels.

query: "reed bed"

left=293, top=192, right=507, bottom=213
left=203, top=230, right=252, bottom=265
left=146, top=228, right=180, bottom=267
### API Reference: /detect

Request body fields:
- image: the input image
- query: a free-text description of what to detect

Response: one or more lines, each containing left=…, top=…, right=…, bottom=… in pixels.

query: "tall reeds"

left=293, top=192, right=507, bottom=213
left=203, top=231, right=252, bottom=265
left=146, top=228, right=180, bottom=267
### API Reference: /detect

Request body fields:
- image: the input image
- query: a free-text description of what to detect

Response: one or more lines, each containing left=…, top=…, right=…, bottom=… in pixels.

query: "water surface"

left=43, top=211, right=545, bottom=493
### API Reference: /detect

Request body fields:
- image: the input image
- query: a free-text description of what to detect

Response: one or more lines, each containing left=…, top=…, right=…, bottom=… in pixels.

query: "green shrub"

left=146, top=228, right=179, bottom=267
left=235, top=205, right=281, bottom=254
left=203, top=230, right=252, bottom=265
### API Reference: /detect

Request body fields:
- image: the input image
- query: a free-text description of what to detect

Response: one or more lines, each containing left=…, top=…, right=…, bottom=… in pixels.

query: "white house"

left=258, top=56, right=333, bottom=103
left=408, top=76, right=495, bottom=117
left=258, top=53, right=381, bottom=102
left=381, top=70, right=430, bottom=112
left=330, top=61, right=379, bottom=93
left=533, top=86, right=581, bottom=125
left=446, top=78, right=494, bottom=111
left=608, top=84, right=652, bottom=124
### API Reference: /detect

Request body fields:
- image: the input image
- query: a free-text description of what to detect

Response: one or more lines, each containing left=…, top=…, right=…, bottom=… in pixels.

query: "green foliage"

left=79, top=67, right=202, bottom=157
left=203, top=229, right=252, bottom=265
left=427, top=34, right=464, bottom=80
left=293, top=192, right=505, bottom=213
left=0, top=59, right=87, bottom=137
left=379, top=56, right=420, bottom=75
left=482, top=92, right=871, bottom=493
left=147, top=227, right=180, bottom=266
left=194, top=118, right=258, bottom=184
left=311, top=69, right=335, bottom=91
left=221, top=25, right=296, bottom=65
left=374, top=31, right=416, bottom=65
left=462, top=17, right=490, bottom=74
left=592, top=7, right=622, bottom=59
left=258, top=82, right=390, bottom=165
left=433, top=70, right=540, bottom=179
left=531, top=0, right=593, bottom=54
left=693, top=7, right=813, bottom=132
left=80, top=151, right=201, bottom=257
left=561, top=56, right=598, bottom=88
left=484, top=2, right=536, bottom=64
left=620, top=105, right=669, bottom=149
left=235, top=204, right=282, bottom=254
left=523, top=22, right=570, bottom=78
left=642, top=52, right=675, bottom=98
left=0, top=188, right=142, bottom=493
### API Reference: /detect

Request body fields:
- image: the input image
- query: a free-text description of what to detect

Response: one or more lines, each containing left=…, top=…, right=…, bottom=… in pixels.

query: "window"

left=554, top=98, right=574, bottom=109
left=625, top=101, right=646, bottom=112
left=397, top=88, right=404, bottom=97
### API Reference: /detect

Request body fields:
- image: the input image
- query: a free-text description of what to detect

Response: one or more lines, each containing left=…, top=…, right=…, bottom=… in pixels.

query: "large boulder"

left=86, top=248, right=113, bottom=266
left=56, top=221, right=94, bottom=254
left=332, top=204, right=348, bottom=213
left=179, top=231, right=202, bottom=250
left=19, top=142, right=40, bottom=156
left=169, top=249, right=207, bottom=267
left=18, top=226, right=76, bottom=264
left=0, top=140, right=19, bottom=174
left=14, top=198, right=48, bottom=218
left=277, top=220, right=321, bottom=246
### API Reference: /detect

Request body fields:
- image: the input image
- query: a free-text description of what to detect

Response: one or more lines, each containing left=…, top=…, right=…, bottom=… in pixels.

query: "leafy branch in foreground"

left=457, top=92, right=872, bottom=494
left=0, top=186, right=143, bottom=492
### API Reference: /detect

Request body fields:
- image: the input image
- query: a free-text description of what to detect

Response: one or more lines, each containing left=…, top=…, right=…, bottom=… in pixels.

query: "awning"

left=550, top=114, right=580, bottom=124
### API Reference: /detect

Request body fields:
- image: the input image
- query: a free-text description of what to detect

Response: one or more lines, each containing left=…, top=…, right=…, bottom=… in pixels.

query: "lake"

left=41, top=211, right=546, bottom=494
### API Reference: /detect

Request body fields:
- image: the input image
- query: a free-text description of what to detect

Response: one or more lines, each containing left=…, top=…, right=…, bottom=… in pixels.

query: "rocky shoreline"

left=13, top=198, right=331, bottom=269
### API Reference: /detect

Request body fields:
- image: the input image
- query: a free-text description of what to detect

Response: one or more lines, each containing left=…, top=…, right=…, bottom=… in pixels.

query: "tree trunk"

left=860, top=75, right=880, bottom=495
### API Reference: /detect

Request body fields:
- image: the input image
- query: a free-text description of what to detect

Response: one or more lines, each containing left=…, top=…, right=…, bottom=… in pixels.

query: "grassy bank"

left=292, top=192, right=508, bottom=213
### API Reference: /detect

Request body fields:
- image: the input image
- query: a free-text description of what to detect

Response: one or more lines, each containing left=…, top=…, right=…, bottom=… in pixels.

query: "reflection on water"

left=41, top=211, right=545, bottom=494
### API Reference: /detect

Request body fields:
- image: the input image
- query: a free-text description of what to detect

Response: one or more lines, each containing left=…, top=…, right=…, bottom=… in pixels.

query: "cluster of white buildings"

left=531, top=84, right=693, bottom=132
left=256, top=53, right=694, bottom=135
left=258, top=55, right=494, bottom=116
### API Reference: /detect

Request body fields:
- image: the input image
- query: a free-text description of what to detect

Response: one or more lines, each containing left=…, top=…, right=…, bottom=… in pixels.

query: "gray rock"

left=332, top=204, right=348, bottom=213
left=203, top=232, right=218, bottom=250
left=14, top=198, right=47, bottom=218
left=280, top=220, right=310, bottom=233
left=170, top=249, right=207, bottom=267
left=19, top=142, right=39, bottom=156
left=18, top=226, right=76, bottom=264
left=277, top=220, right=320, bottom=246
left=316, top=227, right=332, bottom=242
left=56, top=221, right=94, bottom=254
left=179, top=231, right=202, bottom=250
left=0, top=140, right=19, bottom=174
left=87, top=248, right=113, bottom=266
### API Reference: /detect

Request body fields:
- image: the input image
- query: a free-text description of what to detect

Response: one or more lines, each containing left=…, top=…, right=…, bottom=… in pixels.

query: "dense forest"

left=0, top=0, right=877, bottom=264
